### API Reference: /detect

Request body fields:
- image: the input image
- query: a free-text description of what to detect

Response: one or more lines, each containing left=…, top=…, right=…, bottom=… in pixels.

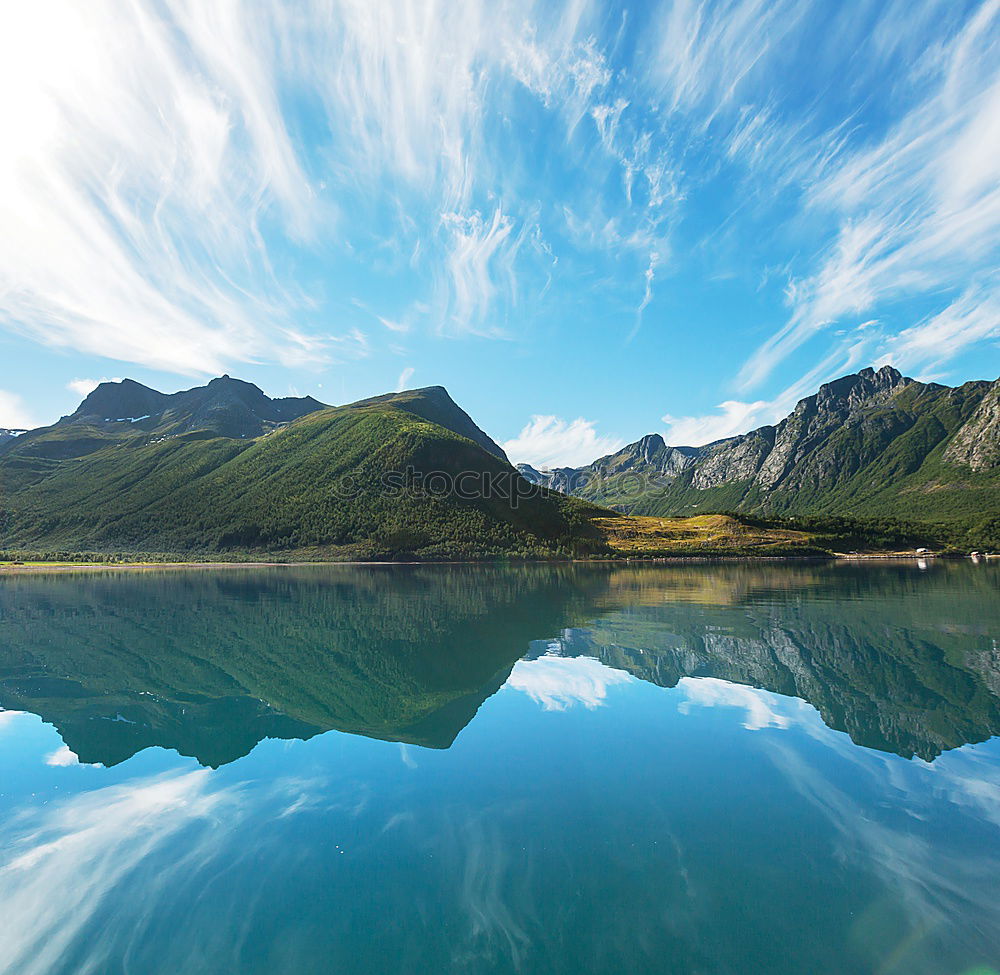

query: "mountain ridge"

left=0, top=376, right=600, bottom=559
left=521, top=365, right=1000, bottom=529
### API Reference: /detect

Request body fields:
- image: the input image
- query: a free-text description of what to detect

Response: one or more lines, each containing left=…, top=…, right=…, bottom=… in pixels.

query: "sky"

left=0, top=0, right=998, bottom=467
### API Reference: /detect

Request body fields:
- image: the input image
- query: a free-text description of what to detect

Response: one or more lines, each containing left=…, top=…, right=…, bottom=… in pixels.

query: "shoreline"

left=0, top=553, right=989, bottom=573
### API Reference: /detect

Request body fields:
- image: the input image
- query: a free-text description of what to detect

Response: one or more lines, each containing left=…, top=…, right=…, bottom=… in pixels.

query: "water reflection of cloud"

left=506, top=655, right=634, bottom=711
left=763, top=735, right=1000, bottom=969
left=0, top=767, right=343, bottom=975
left=44, top=745, right=80, bottom=766
left=0, top=770, right=236, bottom=975
left=0, top=709, right=26, bottom=731
left=677, top=676, right=813, bottom=731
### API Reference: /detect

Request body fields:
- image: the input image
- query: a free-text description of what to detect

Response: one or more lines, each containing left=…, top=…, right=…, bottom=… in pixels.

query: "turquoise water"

left=0, top=562, right=998, bottom=974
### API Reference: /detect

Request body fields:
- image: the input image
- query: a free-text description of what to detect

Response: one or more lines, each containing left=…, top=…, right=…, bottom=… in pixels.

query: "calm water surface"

left=0, top=562, right=998, bottom=974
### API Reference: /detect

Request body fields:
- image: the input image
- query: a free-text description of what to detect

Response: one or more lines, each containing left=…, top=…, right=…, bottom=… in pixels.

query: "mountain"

left=73, top=374, right=326, bottom=430
left=349, top=385, right=509, bottom=462
left=0, top=377, right=599, bottom=559
left=0, top=428, right=27, bottom=446
left=519, top=434, right=698, bottom=493
left=529, top=366, right=1000, bottom=535
left=532, top=565, right=1000, bottom=761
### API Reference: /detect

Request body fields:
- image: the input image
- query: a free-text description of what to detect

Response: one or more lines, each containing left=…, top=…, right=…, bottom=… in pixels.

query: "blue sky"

left=1, top=0, right=998, bottom=466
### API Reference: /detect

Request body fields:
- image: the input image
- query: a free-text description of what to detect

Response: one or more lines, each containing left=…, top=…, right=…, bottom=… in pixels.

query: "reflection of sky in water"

left=505, top=653, right=635, bottom=710
left=1, top=665, right=999, bottom=975
left=0, top=560, right=998, bottom=973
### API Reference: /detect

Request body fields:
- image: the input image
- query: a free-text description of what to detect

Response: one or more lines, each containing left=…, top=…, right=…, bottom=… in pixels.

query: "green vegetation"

left=5, top=372, right=997, bottom=561
left=571, top=373, right=1000, bottom=549
left=0, top=564, right=601, bottom=763
left=0, top=393, right=606, bottom=560
left=2, top=562, right=997, bottom=763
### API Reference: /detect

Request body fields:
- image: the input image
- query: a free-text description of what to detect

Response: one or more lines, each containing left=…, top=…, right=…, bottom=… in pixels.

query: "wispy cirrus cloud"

left=3, top=0, right=999, bottom=427
left=662, top=337, right=874, bottom=446
left=396, top=366, right=415, bottom=391
left=0, top=1, right=323, bottom=376
left=877, top=286, right=1000, bottom=377
left=738, top=0, right=1000, bottom=390
left=650, top=0, right=808, bottom=118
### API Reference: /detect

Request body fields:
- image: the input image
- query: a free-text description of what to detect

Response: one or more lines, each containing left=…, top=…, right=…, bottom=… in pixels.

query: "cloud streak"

left=0, top=1, right=322, bottom=375
left=738, top=0, right=1000, bottom=389
left=2, top=0, right=999, bottom=425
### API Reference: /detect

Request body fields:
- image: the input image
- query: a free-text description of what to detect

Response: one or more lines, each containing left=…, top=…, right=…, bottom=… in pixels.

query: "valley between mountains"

left=1, top=366, right=998, bottom=562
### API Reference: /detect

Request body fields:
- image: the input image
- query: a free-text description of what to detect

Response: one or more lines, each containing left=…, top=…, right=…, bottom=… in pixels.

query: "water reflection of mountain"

left=0, top=566, right=594, bottom=766
left=538, top=563, right=1000, bottom=760
left=0, top=562, right=997, bottom=766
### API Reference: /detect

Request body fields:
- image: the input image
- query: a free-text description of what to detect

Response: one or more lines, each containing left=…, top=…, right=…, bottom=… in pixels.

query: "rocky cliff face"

left=529, top=365, right=1000, bottom=521
left=535, top=604, right=1000, bottom=761
left=521, top=433, right=699, bottom=493
left=694, top=365, right=912, bottom=490
left=943, top=378, right=1000, bottom=471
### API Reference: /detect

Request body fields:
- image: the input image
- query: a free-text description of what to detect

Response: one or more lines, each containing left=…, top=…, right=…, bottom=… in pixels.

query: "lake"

left=0, top=561, right=998, bottom=974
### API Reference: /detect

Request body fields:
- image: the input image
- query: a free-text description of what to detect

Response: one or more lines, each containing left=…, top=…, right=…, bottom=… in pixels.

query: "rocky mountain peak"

left=637, top=433, right=666, bottom=460
left=63, top=376, right=326, bottom=441
left=799, top=364, right=909, bottom=418
left=73, top=378, right=169, bottom=421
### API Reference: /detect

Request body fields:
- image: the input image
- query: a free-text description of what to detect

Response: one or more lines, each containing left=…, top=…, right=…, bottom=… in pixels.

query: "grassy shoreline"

left=0, top=553, right=984, bottom=574
left=1, top=512, right=988, bottom=570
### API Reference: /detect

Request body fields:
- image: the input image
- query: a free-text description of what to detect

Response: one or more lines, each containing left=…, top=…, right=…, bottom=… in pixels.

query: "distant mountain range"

left=520, top=365, right=1000, bottom=530
left=2, top=365, right=999, bottom=558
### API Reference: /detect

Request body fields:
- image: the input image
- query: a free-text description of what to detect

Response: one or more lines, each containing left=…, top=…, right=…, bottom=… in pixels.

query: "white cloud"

left=662, top=399, right=771, bottom=447
left=0, top=391, right=38, bottom=429
left=378, top=316, right=409, bottom=333
left=396, top=366, right=415, bottom=391
left=506, top=654, right=634, bottom=711
left=878, top=287, right=1000, bottom=375
left=651, top=0, right=806, bottom=118
left=439, top=206, right=536, bottom=333
left=661, top=338, right=876, bottom=445
left=0, top=1, right=316, bottom=376
left=629, top=249, right=662, bottom=341
left=503, top=415, right=623, bottom=469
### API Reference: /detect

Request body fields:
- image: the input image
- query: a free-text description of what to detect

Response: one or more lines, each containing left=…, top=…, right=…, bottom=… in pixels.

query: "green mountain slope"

left=348, top=385, right=510, bottom=461
left=0, top=379, right=599, bottom=559
left=527, top=366, right=1000, bottom=538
